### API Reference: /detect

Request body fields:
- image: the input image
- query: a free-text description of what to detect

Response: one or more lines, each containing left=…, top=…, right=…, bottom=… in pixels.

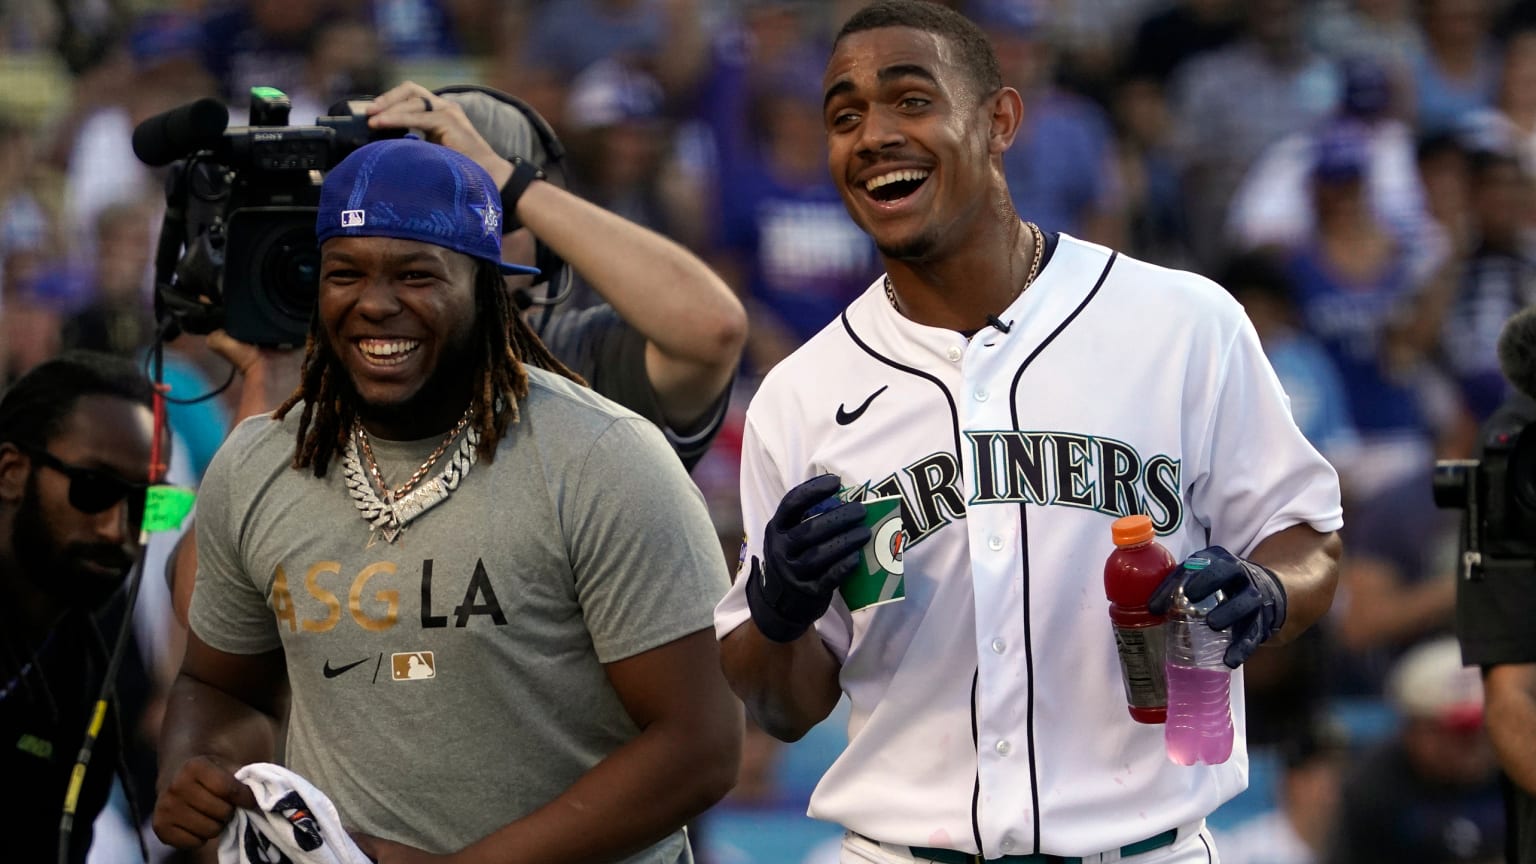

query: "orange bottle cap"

left=1111, top=514, right=1154, bottom=547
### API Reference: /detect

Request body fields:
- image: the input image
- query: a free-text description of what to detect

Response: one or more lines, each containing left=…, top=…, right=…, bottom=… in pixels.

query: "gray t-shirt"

left=190, top=368, right=728, bottom=859
left=540, top=304, right=731, bottom=472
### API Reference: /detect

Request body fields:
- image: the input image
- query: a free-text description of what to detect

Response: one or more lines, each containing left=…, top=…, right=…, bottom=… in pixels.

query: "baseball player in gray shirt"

left=153, top=137, right=740, bottom=863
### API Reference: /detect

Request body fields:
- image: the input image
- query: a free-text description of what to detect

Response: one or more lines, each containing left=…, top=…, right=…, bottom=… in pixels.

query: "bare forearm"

left=169, top=530, right=198, bottom=629
left=459, top=717, right=739, bottom=864
left=157, top=673, right=282, bottom=793
left=1486, top=664, right=1536, bottom=796
left=233, top=353, right=304, bottom=421
left=1247, top=524, right=1341, bottom=644
left=204, top=332, right=305, bottom=422
left=720, top=624, right=842, bottom=742
left=515, top=181, right=745, bottom=369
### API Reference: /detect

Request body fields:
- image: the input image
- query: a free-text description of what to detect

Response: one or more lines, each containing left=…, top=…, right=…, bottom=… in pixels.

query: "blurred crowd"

left=1, top=0, right=1532, bottom=861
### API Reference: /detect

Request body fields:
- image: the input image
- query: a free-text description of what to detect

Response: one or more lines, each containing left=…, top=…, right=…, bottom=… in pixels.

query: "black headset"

left=434, top=84, right=575, bottom=320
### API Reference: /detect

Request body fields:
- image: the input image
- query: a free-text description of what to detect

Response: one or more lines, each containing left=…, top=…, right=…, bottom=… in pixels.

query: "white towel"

left=217, top=763, right=373, bottom=864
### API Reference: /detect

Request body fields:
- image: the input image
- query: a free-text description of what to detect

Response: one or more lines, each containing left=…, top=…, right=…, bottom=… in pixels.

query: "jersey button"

left=995, top=739, right=1012, bottom=756
left=1001, top=838, right=1016, bottom=852
left=946, top=346, right=962, bottom=362
left=991, top=638, right=1006, bottom=654
left=973, top=388, right=989, bottom=402
left=987, top=535, right=1004, bottom=551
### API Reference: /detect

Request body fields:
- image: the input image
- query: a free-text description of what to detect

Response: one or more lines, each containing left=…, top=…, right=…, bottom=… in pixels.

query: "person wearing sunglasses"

left=0, top=350, right=161, bottom=863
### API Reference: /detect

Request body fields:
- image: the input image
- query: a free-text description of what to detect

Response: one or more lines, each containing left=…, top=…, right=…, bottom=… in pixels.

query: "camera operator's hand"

left=366, top=81, right=513, bottom=189
left=206, top=329, right=262, bottom=377
left=206, top=330, right=304, bottom=422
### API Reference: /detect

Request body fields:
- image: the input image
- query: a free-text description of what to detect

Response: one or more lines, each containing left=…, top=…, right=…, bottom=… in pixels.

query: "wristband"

left=499, top=156, right=545, bottom=232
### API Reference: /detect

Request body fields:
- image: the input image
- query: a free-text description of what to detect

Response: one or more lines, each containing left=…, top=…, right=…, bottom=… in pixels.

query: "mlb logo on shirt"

left=341, top=209, right=365, bottom=227
left=391, top=652, right=436, bottom=681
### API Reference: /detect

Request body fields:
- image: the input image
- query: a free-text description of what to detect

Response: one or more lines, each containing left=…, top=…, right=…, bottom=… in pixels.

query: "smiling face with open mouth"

left=318, top=236, right=479, bottom=437
left=822, top=25, right=1001, bottom=263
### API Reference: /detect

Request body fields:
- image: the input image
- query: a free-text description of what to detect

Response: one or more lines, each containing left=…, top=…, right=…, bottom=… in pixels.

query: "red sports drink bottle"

left=1104, top=514, right=1175, bottom=723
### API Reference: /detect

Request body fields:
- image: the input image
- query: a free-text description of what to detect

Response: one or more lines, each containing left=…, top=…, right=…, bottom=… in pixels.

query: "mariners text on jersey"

left=849, top=433, right=1183, bottom=550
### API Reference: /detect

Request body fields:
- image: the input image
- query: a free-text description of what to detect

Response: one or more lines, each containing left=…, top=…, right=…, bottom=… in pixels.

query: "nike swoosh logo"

left=323, top=657, right=369, bottom=679
left=836, top=386, right=888, bottom=426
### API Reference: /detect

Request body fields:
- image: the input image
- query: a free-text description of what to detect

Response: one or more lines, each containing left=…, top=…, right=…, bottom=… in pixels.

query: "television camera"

left=1435, top=307, right=1536, bottom=582
left=133, top=87, right=404, bottom=347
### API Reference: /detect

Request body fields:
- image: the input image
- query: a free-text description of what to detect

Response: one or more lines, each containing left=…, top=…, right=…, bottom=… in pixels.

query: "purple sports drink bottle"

left=1164, top=558, right=1234, bottom=766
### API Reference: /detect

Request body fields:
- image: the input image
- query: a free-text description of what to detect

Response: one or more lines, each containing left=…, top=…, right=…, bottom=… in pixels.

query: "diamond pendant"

left=389, top=479, right=448, bottom=532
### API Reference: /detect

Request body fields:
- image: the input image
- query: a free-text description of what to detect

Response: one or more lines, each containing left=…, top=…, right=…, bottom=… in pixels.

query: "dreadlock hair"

left=835, top=0, right=1003, bottom=96
left=274, top=258, right=584, bottom=477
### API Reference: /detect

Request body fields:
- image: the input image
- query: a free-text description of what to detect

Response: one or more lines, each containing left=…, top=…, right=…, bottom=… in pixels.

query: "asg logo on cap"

left=341, top=210, right=365, bottom=227
left=471, top=190, right=499, bottom=237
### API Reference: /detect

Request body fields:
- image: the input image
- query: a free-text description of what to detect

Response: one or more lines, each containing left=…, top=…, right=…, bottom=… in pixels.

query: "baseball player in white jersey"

left=713, top=3, right=1344, bottom=863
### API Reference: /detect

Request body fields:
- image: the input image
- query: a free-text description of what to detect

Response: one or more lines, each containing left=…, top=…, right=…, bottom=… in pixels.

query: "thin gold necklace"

left=355, top=408, right=472, bottom=503
left=884, top=221, right=1044, bottom=315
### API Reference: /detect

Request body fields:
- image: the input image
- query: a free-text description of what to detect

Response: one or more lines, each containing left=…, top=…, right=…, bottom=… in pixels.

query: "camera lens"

left=221, top=207, right=317, bottom=347
left=1432, top=460, right=1474, bottom=510
left=259, top=224, right=320, bottom=321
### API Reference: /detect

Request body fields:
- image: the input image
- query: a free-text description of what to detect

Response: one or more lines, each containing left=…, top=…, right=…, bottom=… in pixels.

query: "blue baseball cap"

left=316, top=137, right=539, bottom=276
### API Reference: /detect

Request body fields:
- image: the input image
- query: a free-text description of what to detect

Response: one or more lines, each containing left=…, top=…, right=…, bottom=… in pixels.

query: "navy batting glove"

left=1149, top=545, right=1287, bottom=669
left=745, top=474, right=871, bottom=643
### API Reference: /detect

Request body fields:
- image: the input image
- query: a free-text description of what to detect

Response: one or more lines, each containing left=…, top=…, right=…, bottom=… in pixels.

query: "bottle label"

left=1113, top=623, right=1168, bottom=708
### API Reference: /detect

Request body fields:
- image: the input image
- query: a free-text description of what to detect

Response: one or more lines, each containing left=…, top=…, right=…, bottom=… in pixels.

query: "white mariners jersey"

left=715, top=235, right=1343, bottom=858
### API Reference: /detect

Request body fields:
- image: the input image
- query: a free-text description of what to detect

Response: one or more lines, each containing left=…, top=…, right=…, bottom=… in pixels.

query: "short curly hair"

left=834, top=0, right=1003, bottom=95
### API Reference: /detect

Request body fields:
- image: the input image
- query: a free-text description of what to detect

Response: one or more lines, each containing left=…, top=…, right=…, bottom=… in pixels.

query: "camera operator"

left=0, top=351, right=163, bottom=863
left=1455, top=307, right=1536, bottom=863
left=365, top=80, right=747, bottom=472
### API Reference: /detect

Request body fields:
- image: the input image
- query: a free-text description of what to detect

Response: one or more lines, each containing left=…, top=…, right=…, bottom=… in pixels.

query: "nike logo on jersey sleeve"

left=836, top=386, right=888, bottom=425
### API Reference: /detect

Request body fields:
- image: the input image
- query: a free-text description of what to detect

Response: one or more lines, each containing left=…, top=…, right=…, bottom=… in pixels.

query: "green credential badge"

left=142, top=485, right=197, bottom=534
left=840, top=495, right=905, bottom=612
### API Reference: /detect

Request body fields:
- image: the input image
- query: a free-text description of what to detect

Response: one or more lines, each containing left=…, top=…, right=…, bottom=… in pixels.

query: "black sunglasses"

left=23, top=447, right=150, bottom=529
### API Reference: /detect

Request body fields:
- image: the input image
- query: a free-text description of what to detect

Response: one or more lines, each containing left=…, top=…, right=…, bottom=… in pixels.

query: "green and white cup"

left=841, top=495, right=906, bottom=611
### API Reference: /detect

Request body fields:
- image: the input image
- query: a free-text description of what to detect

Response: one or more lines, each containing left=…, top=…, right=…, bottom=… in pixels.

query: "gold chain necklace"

left=884, top=221, right=1044, bottom=314
left=354, top=408, right=472, bottom=503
